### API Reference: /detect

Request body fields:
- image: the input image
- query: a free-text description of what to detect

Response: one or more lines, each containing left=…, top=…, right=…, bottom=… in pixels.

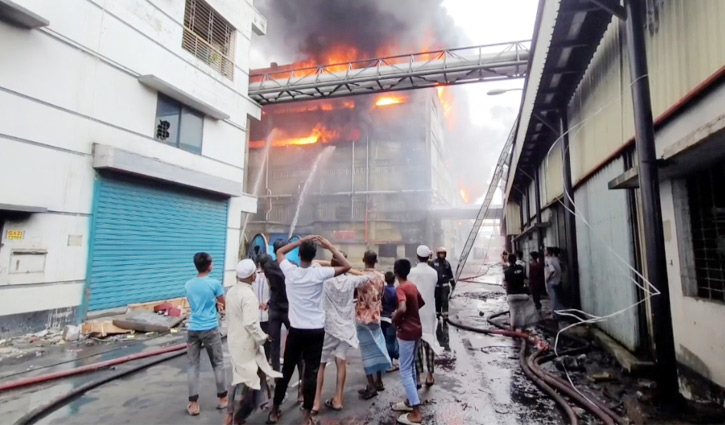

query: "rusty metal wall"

left=568, top=0, right=725, bottom=183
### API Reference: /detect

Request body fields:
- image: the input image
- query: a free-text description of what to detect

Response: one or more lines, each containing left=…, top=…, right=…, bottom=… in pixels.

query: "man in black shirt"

left=504, top=253, right=538, bottom=330
left=504, top=254, right=527, bottom=296
left=431, top=247, right=455, bottom=319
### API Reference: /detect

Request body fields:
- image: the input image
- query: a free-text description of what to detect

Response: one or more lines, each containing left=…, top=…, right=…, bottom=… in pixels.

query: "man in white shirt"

left=313, top=255, right=371, bottom=413
left=545, top=247, right=563, bottom=319
left=408, top=245, right=443, bottom=388
left=253, top=257, right=272, bottom=363
left=267, top=235, right=351, bottom=425
left=224, top=259, right=281, bottom=425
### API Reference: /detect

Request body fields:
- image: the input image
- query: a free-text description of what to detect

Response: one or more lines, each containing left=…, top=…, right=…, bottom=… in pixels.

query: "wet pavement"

left=0, top=265, right=566, bottom=425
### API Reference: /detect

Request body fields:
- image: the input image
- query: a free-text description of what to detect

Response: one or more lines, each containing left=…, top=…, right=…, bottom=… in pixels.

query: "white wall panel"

left=575, top=157, right=639, bottom=350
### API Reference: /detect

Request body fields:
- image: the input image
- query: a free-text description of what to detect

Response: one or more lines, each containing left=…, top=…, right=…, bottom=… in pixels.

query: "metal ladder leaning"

left=454, top=118, right=518, bottom=283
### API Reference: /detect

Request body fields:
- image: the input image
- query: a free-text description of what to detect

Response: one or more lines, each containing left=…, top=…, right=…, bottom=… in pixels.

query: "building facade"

left=505, top=0, right=725, bottom=403
left=0, top=0, right=264, bottom=337
left=247, top=89, right=459, bottom=266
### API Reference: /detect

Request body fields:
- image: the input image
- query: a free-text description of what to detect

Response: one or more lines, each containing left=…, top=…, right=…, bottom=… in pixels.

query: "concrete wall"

left=0, top=0, right=263, bottom=333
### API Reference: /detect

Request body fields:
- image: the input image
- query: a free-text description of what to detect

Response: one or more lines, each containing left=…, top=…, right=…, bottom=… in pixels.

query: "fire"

left=250, top=124, right=351, bottom=148
left=375, top=95, right=406, bottom=107
left=459, top=188, right=470, bottom=203
left=436, top=86, right=453, bottom=118
left=271, top=100, right=355, bottom=115
left=250, top=124, right=360, bottom=148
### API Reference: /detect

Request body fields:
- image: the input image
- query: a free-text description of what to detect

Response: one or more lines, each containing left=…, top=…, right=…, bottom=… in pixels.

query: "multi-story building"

left=505, top=0, right=725, bottom=403
left=246, top=89, right=459, bottom=266
left=0, top=0, right=265, bottom=337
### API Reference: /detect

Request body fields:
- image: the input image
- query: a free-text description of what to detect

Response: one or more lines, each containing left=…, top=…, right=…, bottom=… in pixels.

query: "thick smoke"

left=252, top=0, right=462, bottom=66
left=251, top=0, right=506, bottom=203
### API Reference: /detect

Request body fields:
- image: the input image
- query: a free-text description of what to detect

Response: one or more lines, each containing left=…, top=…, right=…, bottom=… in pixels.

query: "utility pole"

left=623, top=0, right=678, bottom=397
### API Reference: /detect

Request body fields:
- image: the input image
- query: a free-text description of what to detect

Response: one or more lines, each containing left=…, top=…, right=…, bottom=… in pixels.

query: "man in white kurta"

left=407, top=246, right=443, bottom=387
left=224, top=259, right=282, bottom=425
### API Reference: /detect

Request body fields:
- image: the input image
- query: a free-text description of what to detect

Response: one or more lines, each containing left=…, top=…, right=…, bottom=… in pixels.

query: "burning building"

left=246, top=86, right=459, bottom=263
left=244, top=0, right=473, bottom=262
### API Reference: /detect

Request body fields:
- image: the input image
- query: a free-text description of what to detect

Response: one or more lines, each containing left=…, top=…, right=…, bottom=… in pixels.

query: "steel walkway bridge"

left=249, top=40, right=530, bottom=105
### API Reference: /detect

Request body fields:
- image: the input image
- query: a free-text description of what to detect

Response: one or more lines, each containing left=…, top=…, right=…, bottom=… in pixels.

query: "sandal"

left=425, top=378, right=435, bottom=387
left=392, top=401, right=414, bottom=412
left=186, top=403, right=200, bottom=416
left=266, top=411, right=281, bottom=424
left=357, top=387, right=378, bottom=400
left=217, top=396, right=229, bottom=410
left=376, top=382, right=385, bottom=392
left=397, top=413, right=422, bottom=424
left=325, top=398, right=343, bottom=411
left=298, top=404, right=319, bottom=415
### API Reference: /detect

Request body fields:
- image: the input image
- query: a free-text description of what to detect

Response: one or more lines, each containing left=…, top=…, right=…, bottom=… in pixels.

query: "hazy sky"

left=442, top=0, right=538, bottom=202
left=442, top=0, right=537, bottom=143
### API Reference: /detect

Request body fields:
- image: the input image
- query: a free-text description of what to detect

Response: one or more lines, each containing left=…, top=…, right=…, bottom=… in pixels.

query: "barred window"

left=687, top=163, right=725, bottom=302
left=182, top=0, right=235, bottom=80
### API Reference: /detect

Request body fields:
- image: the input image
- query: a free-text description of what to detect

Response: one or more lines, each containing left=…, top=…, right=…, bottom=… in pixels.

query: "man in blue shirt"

left=184, top=252, right=227, bottom=416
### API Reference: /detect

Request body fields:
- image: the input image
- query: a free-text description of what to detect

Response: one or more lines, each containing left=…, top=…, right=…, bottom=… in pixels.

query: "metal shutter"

left=88, top=175, right=228, bottom=311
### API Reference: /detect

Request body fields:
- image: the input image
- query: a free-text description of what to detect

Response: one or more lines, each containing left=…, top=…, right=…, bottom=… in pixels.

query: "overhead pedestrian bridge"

left=249, top=41, right=530, bottom=105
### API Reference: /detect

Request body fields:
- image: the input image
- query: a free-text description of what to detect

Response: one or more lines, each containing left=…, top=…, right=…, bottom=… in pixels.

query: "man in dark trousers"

left=528, top=251, right=546, bottom=312
left=431, top=247, right=455, bottom=319
left=267, top=236, right=351, bottom=425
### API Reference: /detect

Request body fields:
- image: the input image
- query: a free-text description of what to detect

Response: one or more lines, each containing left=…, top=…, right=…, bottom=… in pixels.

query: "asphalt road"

left=2, top=270, right=563, bottom=425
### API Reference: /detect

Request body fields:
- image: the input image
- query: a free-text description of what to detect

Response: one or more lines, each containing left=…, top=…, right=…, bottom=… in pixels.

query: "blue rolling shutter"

left=88, top=175, right=228, bottom=311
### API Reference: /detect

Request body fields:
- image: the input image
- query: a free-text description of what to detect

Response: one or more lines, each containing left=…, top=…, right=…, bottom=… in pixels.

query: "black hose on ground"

left=14, top=350, right=186, bottom=425
left=519, top=340, right=579, bottom=425
left=450, top=309, right=628, bottom=425
left=527, top=351, right=615, bottom=425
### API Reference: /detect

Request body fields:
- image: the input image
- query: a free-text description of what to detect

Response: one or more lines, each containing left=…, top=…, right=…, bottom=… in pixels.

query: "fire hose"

left=447, top=311, right=627, bottom=425
left=0, top=342, right=187, bottom=393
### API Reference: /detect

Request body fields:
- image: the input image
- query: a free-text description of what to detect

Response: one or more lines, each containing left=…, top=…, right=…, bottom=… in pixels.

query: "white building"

left=0, top=0, right=265, bottom=337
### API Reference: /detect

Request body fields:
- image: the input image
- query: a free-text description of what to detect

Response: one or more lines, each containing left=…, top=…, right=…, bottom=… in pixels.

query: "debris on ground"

left=81, top=321, right=132, bottom=338
left=588, top=371, right=615, bottom=382
left=113, top=311, right=185, bottom=333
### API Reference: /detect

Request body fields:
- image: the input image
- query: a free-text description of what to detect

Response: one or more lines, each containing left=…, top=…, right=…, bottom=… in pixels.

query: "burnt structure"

left=247, top=89, right=457, bottom=263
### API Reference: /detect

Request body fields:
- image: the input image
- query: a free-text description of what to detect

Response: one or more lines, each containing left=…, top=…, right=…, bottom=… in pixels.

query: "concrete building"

left=246, top=89, right=459, bottom=266
left=0, top=0, right=265, bottom=337
left=505, top=0, right=725, bottom=403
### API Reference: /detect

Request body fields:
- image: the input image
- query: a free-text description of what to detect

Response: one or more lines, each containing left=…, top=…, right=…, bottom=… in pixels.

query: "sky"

left=442, top=0, right=537, bottom=127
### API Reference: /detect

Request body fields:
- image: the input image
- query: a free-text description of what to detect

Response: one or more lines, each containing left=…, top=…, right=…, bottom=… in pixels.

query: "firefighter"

left=431, top=247, right=455, bottom=319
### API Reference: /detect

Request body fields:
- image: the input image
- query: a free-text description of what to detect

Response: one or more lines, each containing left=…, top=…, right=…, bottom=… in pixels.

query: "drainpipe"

left=623, top=0, right=677, bottom=397
left=560, top=109, right=580, bottom=309
left=534, top=166, right=544, bottom=252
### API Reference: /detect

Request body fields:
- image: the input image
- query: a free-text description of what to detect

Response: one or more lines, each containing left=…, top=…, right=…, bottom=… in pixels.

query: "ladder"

left=454, top=118, right=518, bottom=283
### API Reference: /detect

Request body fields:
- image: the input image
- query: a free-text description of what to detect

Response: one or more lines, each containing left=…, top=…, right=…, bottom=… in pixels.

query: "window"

left=687, top=163, right=725, bottom=302
left=182, top=0, right=236, bottom=80
left=155, top=94, right=203, bottom=153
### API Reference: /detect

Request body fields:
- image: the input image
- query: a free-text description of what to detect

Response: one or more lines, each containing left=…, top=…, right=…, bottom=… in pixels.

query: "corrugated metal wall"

left=568, top=0, right=725, bottom=182
left=88, top=175, right=229, bottom=311
left=506, top=201, right=521, bottom=234
left=574, top=158, right=639, bottom=350
left=543, top=142, right=564, bottom=204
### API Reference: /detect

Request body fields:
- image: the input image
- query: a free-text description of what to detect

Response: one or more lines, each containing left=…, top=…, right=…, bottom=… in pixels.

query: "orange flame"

left=271, top=100, right=355, bottom=115
left=459, top=188, right=470, bottom=203
left=375, top=95, right=407, bottom=107
left=250, top=124, right=348, bottom=148
left=436, top=86, right=453, bottom=118
left=250, top=124, right=360, bottom=148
